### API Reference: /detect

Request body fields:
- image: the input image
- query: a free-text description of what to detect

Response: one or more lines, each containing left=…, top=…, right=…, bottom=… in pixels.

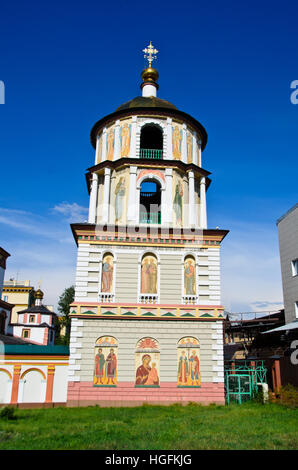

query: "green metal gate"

left=224, top=360, right=267, bottom=405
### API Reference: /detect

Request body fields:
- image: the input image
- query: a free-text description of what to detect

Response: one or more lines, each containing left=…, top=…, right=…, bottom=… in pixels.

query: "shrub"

left=279, top=384, right=298, bottom=409
left=0, top=406, right=17, bottom=420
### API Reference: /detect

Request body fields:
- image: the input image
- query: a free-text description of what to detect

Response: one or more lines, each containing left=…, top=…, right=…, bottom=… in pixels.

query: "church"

left=67, top=43, right=229, bottom=406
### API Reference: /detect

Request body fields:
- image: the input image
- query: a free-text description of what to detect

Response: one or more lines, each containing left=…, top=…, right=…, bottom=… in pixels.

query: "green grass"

left=0, top=402, right=297, bottom=450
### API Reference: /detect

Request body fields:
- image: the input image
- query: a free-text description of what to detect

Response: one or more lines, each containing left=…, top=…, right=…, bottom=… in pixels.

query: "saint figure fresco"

left=121, top=123, right=130, bottom=157
left=187, top=133, right=193, bottom=163
left=184, top=256, right=196, bottom=295
left=172, top=126, right=182, bottom=159
left=177, top=337, right=200, bottom=387
left=97, top=135, right=102, bottom=164
left=135, top=338, right=160, bottom=386
left=107, top=128, right=114, bottom=161
left=94, top=337, right=118, bottom=386
left=101, top=254, right=114, bottom=293
left=115, top=177, right=126, bottom=223
left=141, top=255, right=157, bottom=294
left=173, top=181, right=183, bottom=225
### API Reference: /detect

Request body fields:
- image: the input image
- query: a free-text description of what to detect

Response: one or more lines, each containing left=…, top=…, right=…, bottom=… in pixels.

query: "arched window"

left=100, top=253, right=115, bottom=302
left=139, top=180, right=161, bottom=224
left=140, top=124, right=163, bottom=159
left=177, top=337, right=200, bottom=387
left=21, top=369, right=46, bottom=403
left=94, top=336, right=118, bottom=387
left=135, top=337, right=160, bottom=387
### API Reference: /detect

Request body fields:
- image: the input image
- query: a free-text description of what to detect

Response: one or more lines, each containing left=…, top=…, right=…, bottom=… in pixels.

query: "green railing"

left=140, top=211, right=161, bottom=224
left=140, top=148, right=163, bottom=159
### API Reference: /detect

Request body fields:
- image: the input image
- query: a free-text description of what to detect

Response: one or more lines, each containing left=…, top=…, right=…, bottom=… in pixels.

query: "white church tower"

left=67, top=43, right=229, bottom=406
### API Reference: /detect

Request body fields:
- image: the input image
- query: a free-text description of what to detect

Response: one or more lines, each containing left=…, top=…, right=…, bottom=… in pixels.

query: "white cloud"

left=51, top=202, right=88, bottom=222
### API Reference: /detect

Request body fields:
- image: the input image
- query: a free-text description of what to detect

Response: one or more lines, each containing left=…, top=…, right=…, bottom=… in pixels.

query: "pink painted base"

left=67, top=382, right=225, bottom=407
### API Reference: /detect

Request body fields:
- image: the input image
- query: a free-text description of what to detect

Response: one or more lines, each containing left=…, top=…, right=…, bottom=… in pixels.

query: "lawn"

left=0, top=402, right=297, bottom=450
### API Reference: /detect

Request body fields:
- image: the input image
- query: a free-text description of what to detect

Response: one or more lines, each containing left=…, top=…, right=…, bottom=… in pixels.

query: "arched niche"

left=94, top=336, right=118, bottom=387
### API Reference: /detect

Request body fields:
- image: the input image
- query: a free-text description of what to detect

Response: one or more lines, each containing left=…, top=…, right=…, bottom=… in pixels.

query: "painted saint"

left=115, top=177, right=126, bottom=223
left=178, top=350, right=188, bottom=384
left=135, top=354, right=159, bottom=386
left=173, top=181, right=183, bottom=225
left=101, top=255, right=114, bottom=293
left=187, top=133, right=193, bottom=164
left=97, top=135, right=102, bottom=164
left=189, top=350, right=200, bottom=385
left=105, top=348, right=117, bottom=385
left=94, top=337, right=118, bottom=386
left=184, top=257, right=196, bottom=295
left=177, top=337, right=200, bottom=387
left=172, top=126, right=182, bottom=159
left=121, top=123, right=130, bottom=157
left=107, top=128, right=114, bottom=161
left=94, top=348, right=105, bottom=385
left=141, top=255, right=157, bottom=294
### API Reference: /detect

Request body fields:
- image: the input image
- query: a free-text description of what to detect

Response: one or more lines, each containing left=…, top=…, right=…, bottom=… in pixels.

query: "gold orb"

left=141, top=66, right=159, bottom=83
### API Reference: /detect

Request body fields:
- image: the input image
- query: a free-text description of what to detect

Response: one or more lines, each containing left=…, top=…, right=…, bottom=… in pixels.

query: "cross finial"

left=143, top=41, right=158, bottom=68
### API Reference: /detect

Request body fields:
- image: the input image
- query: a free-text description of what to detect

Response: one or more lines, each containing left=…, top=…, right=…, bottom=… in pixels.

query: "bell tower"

left=67, top=44, right=229, bottom=406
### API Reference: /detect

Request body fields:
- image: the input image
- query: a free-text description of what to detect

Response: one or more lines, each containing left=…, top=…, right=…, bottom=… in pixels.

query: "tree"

left=55, top=286, right=75, bottom=345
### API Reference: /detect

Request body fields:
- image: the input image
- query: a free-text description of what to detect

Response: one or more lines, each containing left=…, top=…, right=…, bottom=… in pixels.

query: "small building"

left=2, top=279, right=35, bottom=324
left=9, top=289, right=57, bottom=345
left=0, top=248, right=14, bottom=335
left=277, top=203, right=298, bottom=324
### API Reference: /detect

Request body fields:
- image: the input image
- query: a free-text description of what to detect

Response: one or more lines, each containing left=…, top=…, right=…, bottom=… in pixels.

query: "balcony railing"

left=182, top=295, right=199, bottom=305
left=138, top=294, right=159, bottom=304
left=99, top=293, right=115, bottom=303
left=140, top=148, right=163, bottom=159
left=139, top=211, right=161, bottom=224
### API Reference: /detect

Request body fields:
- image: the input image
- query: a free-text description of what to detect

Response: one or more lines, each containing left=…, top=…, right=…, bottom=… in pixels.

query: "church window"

left=29, top=315, right=35, bottom=323
left=94, top=336, right=118, bottom=387
left=139, top=180, right=161, bottom=224
left=22, top=329, right=30, bottom=339
left=135, top=337, right=160, bottom=387
left=177, top=337, right=200, bottom=387
left=140, top=124, right=163, bottom=159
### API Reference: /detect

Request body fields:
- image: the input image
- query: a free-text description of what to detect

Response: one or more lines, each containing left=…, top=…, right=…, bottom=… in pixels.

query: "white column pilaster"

left=101, top=128, right=107, bottom=162
left=198, top=138, right=202, bottom=167
left=166, top=118, right=173, bottom=160
left=182, top=124, right=187, bottom=163
left=193, top=133, right=198, bottom=166
left=95, top=135, right=100, bottom=165
left=101, top=168, right=111, bottom=224
left=130, top=116, right=137, bottom=158
left=127, top=166, right=138, bottom=224
left=164, top=168, right=173, bottom=225
left=114, top=120, right=120, bottom=160
left=188, top=171, right=196, bottom=227
left=200, top=176, right=207, bottom=229
left=88, top=173, right=98, bottom=224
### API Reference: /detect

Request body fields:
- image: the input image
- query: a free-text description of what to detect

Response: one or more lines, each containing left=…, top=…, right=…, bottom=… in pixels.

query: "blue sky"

left=0, top=0, right=297, bottom=311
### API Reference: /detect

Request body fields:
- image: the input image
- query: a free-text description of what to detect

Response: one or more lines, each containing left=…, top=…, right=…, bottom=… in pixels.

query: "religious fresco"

left=135, top=337, right=160, bottom=387
left=94, top=336, right=118, bottom=386
left=172, top=125, right=182, bottom=160
left=173, top=178, right=184, bottom=226
left=96, top=134, right=102, bottom=163
left=114, top=176, right=126, bottom=223
left=187, top=132, right=193, bottom=164
left=101, top=253, right=114, bottom=293
left=120, top=122, right=131, bottom=157
left=106, top=127, right=115, bottom=161
left=140, top=254, right=158, bottom=294
left=177, top=337, right=200, bottom=387
left=184, top=256, right=196, bottom=295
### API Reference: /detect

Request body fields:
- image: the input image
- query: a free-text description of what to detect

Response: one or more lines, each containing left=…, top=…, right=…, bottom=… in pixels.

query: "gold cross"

left=143, top=41, right=158, bottom=67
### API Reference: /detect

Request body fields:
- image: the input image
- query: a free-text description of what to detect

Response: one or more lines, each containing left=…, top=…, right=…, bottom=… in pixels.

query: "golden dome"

left=141, top=66, right=159, bottom=84
left=35, top=288, right=44, bottom=300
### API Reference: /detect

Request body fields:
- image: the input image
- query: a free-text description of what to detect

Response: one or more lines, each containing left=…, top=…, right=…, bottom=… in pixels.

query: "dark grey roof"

left=276, top=203, right=298, bottom=225
left=17, top=305, right=56, bottom=315
left=0, top=333, right=35, bottom=345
